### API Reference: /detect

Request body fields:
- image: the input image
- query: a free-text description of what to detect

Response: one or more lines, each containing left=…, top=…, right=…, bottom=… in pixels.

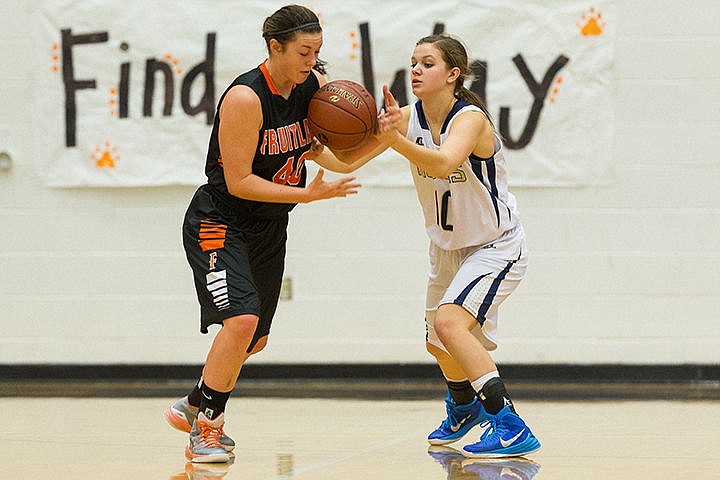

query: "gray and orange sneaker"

left=184, top=454, right=234, bottom=479
left=165, top=396, right=235, bottom=452
left=185, top=412, right=231, bottom=463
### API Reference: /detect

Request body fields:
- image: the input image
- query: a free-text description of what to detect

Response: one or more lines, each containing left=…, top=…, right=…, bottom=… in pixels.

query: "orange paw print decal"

left=51, top=43, right=60, bottom=73
left=549, top=76, right=563, bottom=104
left=349, top=31, right=359, bottom=61
left=109, top=88, right=118, bottom=117
left=91, top=141, right=120, bottom=168
left=164, top=53, right=183, bottom=75
left=577, top=7, right=606, bottom=36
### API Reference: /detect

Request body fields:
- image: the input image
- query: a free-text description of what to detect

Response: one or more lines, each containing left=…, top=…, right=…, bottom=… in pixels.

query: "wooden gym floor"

left=2, top=396, right=718, bottom=479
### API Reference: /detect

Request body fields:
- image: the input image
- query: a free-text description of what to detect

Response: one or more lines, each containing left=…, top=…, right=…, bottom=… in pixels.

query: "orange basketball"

left=307, top=80, right=377, bottom=152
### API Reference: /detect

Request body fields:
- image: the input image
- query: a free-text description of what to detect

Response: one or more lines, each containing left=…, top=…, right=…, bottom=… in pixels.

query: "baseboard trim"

left=1, top=364, right=718, bottom=400
left=1, top=363, right=718, bottom=381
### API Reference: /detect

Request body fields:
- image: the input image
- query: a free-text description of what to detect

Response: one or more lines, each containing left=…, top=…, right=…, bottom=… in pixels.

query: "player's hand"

left=310, top=137, right=325, bottom=155
left=382, top=84, right=401, bottom=121
left=303, top=169, right=361, bottom=202
left=376, top=85, right=402, bottom=145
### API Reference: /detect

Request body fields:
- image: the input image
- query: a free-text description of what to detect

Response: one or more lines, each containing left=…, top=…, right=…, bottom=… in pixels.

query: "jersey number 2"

left=435, top=190, right=453, bottom=231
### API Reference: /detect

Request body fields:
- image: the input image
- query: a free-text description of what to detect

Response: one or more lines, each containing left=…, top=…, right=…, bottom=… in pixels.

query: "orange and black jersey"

left=204, top=60, right=320, bottom=218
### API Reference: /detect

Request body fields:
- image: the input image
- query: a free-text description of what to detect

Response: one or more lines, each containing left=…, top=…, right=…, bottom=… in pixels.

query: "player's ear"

left=269, top=38, right=284, bottom=55
left=447, top=67, right=461, bottom=83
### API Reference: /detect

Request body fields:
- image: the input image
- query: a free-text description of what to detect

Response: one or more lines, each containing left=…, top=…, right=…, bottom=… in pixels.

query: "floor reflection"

left=170, top=456, right=235, bottom=480
left=428, top=445, right=541, bottom=480
left=276, top=439, right=295, bottom=478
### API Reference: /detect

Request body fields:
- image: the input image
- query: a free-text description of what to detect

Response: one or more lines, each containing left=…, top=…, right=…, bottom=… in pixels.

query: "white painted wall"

left=1, top=1, right=718, bottom=365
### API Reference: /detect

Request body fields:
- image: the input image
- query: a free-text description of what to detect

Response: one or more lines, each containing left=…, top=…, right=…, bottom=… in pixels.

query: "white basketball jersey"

left=407, top=100, right=520, bottom=250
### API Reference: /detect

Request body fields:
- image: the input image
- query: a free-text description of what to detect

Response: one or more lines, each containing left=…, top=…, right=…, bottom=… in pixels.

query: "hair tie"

left=264, top=22, right=321, bottom=38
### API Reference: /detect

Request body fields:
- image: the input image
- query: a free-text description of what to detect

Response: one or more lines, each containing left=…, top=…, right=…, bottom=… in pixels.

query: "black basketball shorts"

left=182, top=186, right=288, bottom=351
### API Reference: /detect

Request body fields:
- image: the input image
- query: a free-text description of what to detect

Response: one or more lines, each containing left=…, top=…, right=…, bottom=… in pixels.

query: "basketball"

left=307, top=80, right=377, bottom=152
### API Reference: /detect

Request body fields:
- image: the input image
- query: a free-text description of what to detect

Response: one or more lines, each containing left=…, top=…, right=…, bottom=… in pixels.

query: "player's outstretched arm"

left=309, top=137, right=388, bottom=173
left=301, top=169, right=361, bottom=202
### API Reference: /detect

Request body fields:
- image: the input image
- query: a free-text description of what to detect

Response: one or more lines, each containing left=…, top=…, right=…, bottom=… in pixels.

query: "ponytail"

left=418, top=34, right=495, bottom=128
left=455, top=85, right=494, bottom=129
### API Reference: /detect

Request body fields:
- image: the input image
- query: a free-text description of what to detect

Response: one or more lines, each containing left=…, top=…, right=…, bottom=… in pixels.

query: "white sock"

left=470, top=370, right=500, bottom=394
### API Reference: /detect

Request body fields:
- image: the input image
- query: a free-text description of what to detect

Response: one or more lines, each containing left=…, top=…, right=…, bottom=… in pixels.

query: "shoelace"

left=189, top=408, right=227, bottom=438
left=197, top=422, right=223, bottom=447
left=478, top=419, right=494, bottom=441
left=439, top=399, right=461, bottom=428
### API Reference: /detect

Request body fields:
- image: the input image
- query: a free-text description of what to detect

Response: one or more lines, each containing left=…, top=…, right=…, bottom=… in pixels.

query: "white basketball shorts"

left=425, top=225, right=528, bottom=352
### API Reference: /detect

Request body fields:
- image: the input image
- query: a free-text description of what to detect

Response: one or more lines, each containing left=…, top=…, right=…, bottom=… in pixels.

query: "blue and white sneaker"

left=461, top=457, right=541, bottom=479
left=462, top=406, right=541, bottom=458
left=427, top=445, right=466, bottom=476
left=428, top=395, right=488, bottom=445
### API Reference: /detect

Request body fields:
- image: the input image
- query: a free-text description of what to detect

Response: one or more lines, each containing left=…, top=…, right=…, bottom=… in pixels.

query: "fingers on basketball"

left=307, top=80, right=378, bottom=152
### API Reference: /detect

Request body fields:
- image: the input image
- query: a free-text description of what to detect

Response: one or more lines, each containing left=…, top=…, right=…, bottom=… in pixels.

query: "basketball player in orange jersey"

left=374, top=34, right=541, bottom=458
left=165, top=5, right=380, bottom=463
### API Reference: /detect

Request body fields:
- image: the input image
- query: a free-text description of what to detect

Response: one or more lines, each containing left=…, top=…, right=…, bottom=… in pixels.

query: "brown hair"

left=262, top=5, right=326, bottom=75
left=416, top=34, right=493, bottom=126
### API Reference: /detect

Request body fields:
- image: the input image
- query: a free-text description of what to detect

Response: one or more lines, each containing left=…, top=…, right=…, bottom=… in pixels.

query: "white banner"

left=32, top=0, right=615, bottom=187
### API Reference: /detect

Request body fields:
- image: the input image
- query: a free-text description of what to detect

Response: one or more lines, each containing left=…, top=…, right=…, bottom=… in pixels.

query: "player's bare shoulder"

left=452, top=108, right=494, bottom=158
left=220, top=85, right=262, bottom=129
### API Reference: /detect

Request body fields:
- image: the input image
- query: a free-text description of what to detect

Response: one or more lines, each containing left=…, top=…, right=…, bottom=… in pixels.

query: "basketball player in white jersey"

left=375, top=34, right=540, bottom=458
